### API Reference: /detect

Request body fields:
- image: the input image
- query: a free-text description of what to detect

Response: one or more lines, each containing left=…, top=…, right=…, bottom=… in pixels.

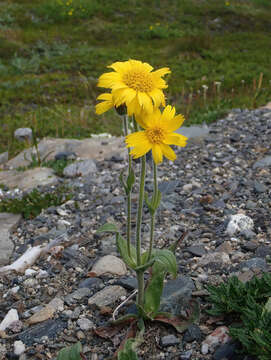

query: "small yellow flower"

left=149, top=25, right=153, bottom=30
left=126, top=106, right=187, bottom=164
left=225, top=1, right=230, bottom=5
left=97, top=59, right=170, bottom=116
left=68, top=9, right=73, bottom=15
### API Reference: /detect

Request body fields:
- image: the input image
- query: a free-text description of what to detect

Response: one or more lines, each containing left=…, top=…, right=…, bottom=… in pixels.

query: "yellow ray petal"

left=160, top=143, right=176, bottom=161
left=97, top=93, right=113, bottom=101
left=98, top=72, right=122, bottom=89
left=152, top=67, right=171, bottom=78
left=130, top=143, right=152, bottom=158
left=164, top=133, right=188, bottom=147
left=164, top=114, right=185, bottom=132
left=161, top=105, right=176, bottom=123
left=148, top=88, right=164, bottom=107
left=95, top=100, right=114, bottom=115
left=126, top=131, right=150, bottom=147
left=152, top=144, right=163, bottom=164
left=137, top=92, right=153, bottom=113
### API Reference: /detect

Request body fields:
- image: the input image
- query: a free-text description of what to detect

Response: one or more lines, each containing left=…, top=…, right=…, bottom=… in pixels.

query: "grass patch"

left=0, top=0, right=271, bottom=155
left=0, top=185, right=72, bottom=219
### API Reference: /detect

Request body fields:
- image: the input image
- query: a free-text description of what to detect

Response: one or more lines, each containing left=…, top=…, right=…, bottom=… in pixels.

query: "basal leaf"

left=152, top=249, right=177, bottom=278
left=57, top=342, right=82, bottom=360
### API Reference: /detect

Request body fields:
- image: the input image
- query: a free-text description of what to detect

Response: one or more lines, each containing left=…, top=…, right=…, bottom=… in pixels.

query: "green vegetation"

left=207, top=274, right=271, bottom=359
left=0, top=186, right=72, bottom=219
left=0, top=0, right=271, bottom=156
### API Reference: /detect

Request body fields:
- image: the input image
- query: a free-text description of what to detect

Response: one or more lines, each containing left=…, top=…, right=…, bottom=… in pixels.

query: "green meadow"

left=0, top=0, right=271, bottom=156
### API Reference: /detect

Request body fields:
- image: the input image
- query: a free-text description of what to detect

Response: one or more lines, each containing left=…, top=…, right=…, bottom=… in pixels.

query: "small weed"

left=0, top=186, right=72, bottom=219
left=207, top=274, right=271, bottom=359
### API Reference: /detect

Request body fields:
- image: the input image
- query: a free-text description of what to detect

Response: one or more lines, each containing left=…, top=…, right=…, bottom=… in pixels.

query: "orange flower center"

left=146, top=127, right=165, bottom=144
left=123, top=70, right=153, bottom=92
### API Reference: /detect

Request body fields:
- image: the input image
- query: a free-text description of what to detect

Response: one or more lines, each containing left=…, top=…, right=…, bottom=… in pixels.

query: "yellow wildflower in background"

left=97, top=59, right=170, bottom=116
left=126, top=106, right=187, bottom=164
left=225, top=1, right=230, bottom=5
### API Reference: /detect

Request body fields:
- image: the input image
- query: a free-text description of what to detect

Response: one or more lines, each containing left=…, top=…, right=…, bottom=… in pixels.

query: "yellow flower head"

left=126, top=106, right=187, bottom=164
left=97, top=59, right=170, bottom=116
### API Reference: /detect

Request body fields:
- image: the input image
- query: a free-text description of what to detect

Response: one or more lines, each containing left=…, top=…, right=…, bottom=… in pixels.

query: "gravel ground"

left=0, top=108, right=271, bottom=360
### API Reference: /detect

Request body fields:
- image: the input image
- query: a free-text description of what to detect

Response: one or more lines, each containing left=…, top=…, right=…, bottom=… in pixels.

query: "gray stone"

left=240, top=257, right=268, bottom=271
left=115, top=277, right=137, bottom=291
left=160, top=334, right=180, bottom=347
left=254, top=181, right=266, bottom=193
left=91, top=255, right=127, bottom=276
left=14, top=128, right=32, bottom=142
left=77, top=318, right=94, bottom=331
left=246, top=200, right=257, bottom=210
left=0, top=151, right=8, bottom=165
left=226, top=214, right=254, bottom=236
left=63, top=159, right=97, bottom=177
left=64, top=288, right=91, bottom=305
left=55, top=151, right=76, bottom=161
left=241, top=241, right=258, bottom=252
left=253, top=155, right=271, bottom=169
left=185, top=245, right=206, bottom=257
left=198, top=252, right=230, bottom=267
left=0, top=167, right=58, bottom=191
left=160, top=276, right=195, bottom=316
left=213, top=342, right=237, bottom=360
left=240, top=229, right=256, bottom=240
left=0, top=213, right=21, bottom=265
left=158, top=180, right=179, bottom=194
left=88, top=285, right=126, bottom=308
left=180, top=350, right=193, bottom=360
left=255, top=245, right=271, bottom=258
left=78, top=277, right=103, bottom=289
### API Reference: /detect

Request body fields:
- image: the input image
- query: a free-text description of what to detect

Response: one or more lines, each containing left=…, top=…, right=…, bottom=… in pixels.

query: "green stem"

left=136, top=270, right=145, bottom=312
left=136, top=155, right=146, bottom=266
left=147, top=161, right=158, bottom=261
left=123, top=115, right=132, bottom=258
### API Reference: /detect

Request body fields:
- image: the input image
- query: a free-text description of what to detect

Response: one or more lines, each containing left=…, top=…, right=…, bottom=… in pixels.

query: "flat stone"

left=183, top=324, right=202, bottom=343
left=255, top=245, right=271, bottom=258
left=185, top=245, right=206, bottom=257
left=0, top=167, right=58, bottom=191
left=237, top=270, right=255, bottom=283
left=160, top=276, right=195, bottom=316
left=180, top=350, right=193, bottom=360
left=241, top=241, right=258, bottom=252
left=18, top=319, right=67, bottom=346
left=78, top=277, right=103, bottom=289
left=253, top=155, right=271, bottom=169
left=63, top=159, right=97, bottom=177
left=213, top=342, right=238, bottom=360
left=240, top=257, right=267, bottom=271
left=55, top=151, right=76, bottom=161
left=115, top=277, right=137, bottom=290
left=27, top=298, right=64, bottom=325
left=226, top=214, right=254, bottom=236
left=88, top=285, right=126, bottom=308
left=64, top=288, right=91, bottom=306
left=198, top=252, right=230, bottom=267
left=91, top=255, right=127, bottom=276
left=254, top=181, right=266, bottom=193
left=240, top=229, right=256, bottom=240
left=0, top=213, right=21, bottom=265
left=160, top=334, right=180, bottom=347
left=216, top=241, right=233, bottom=254
left=158, top=180, right=179, bottom=194
left=7, top=137, right=126, bottom=169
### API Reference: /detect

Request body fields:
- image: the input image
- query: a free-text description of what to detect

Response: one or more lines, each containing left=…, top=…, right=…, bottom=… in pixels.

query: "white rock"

left=14, top=128, right=32, bottom=142
left=25, top=268, right=37, bottom=276
left=226, top=214, right=254, bottom=236
left=0, top=309, right=19, bottom=331
left=36, top=269, right=49, bottom=279
left=182, top=183, right=193, bottom=192
left=201, top=343, right=209, bottom=354
left=14, top=340, right=26, bottom=355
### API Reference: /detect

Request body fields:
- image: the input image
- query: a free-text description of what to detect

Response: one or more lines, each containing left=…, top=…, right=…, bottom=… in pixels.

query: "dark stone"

left=255, top=245, right=271, bottom=258
left=240, top=229, right=256, bottom=240
left=158, top=180, right=179, bottom=194
left=241, top=241, right=258, bottom=252
left=185, top=245, right=206, bottom=257
left=55, top=151, right=76, bottom=161
left=64, top=288, right=91, bottom=306
left=62, top=247, right=93, bottom=269
left=245, top=200, right=257, bottom=210
left=18, top=319, right=67, bottom=346
left=213, top=342, right=238, bottom=360
left=110, top=155, right=124, bottom=162
left=160, top=334, right=180, bottom=347
left=78, top=277, right=103, bottom=289
left=115, top=277, right=137, bottom=290
left=160, top=276, right=195, bottom=316
left=180, top=350, right=193, bottom=360
left=183, top=324, right=201, bottom=343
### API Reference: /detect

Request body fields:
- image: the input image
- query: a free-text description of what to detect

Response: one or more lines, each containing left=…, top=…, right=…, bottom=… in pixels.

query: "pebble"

left=226, top=214, right=254, bottom=236
left=160, top=334, right=180, bottom=347
left=201, top=326, right=231, bottom=353
left=14, top=340, right=26, bottom=356
left=0, top=309, right=19, bottom=331
left=77, top=318, right=95, bottom=331
left=88, top=285, right=127, bottom=308
left=91, top=255, right=127, bottom=276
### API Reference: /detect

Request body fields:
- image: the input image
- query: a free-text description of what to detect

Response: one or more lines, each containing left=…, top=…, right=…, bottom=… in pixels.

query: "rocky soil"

left=0, top=107, right=271, bottom=360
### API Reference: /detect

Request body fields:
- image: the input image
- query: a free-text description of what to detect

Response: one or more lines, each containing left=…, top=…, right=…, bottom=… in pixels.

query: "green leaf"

left=143, top=261, right=166, bottom=319
left=116, top=233, right=137, bottom=269
left=119, top=171, right=128, bottom=195
left=57, top=342, right=82, bottom=360
left=152, top=249, right=177, bottom=278
left=96, top=223, right=119, bottom=234
left=127, top=169, right=135, bottom=192
left=118, top=338, right=139, bottom=360
left=144, top=190, right=162, bottom=216
left=264, top=298, right=271, bottom=314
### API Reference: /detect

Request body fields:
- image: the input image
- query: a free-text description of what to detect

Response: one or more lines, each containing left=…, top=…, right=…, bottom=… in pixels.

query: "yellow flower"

left=97, top=59, right=170, bottom=116
left=149, top=25, right=153, bottom=30
left=68, top=10, right=73, bottom=15
left=126, top=106, right=187, bottom=164
left=225, top=1, right=230, bottom=5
